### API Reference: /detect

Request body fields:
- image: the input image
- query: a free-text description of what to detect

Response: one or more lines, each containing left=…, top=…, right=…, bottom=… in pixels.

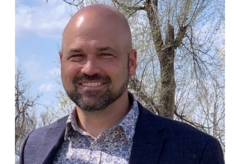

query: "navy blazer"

left=20, top=102, right=224, bottom=164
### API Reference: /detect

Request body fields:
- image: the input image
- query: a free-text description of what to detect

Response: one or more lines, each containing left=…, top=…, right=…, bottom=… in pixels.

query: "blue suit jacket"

left=20, top=102, right=224, bottom=164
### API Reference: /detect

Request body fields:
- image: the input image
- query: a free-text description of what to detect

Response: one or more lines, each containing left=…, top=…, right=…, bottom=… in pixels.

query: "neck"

left=76, top=92, right=131, bottom=138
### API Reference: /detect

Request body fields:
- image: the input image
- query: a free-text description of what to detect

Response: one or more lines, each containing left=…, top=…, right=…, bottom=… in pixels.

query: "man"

left=20, top=4, right=224, bottom=164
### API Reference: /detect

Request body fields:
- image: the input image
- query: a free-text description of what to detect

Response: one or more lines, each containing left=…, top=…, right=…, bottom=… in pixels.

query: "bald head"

left=61, top=4, right=132, bottom=54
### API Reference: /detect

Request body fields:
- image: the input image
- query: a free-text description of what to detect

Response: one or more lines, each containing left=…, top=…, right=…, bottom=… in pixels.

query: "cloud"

left=39, top=83, right=55, bottom=92
left=15, top=0, right=76, bottom=38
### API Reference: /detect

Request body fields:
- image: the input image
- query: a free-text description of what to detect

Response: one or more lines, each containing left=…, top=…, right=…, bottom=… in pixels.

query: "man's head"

left=59, top=4, right=137, bottom=112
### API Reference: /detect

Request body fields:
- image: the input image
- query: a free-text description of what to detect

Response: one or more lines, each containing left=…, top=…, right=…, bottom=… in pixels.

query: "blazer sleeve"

left=200, top=137, right=224, bottom=164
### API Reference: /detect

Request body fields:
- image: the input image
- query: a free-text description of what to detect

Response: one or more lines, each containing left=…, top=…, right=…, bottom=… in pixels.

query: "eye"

left=69, top=54, right=84, bottom=61
left=100, top=53, right=113, bottom=57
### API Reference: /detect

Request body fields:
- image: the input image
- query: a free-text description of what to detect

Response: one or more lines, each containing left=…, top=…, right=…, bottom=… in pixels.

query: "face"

left=60, top=15, right=136, bottom=112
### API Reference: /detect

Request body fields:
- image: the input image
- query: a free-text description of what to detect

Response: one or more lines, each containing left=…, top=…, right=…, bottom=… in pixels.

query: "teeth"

left=82, top=82, right=102, bottom=87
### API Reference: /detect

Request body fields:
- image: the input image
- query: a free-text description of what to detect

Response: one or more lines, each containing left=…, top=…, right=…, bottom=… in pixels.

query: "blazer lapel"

left=129, top=103, right=166, bottom=164
left=42, top=116, right=67, bottom=164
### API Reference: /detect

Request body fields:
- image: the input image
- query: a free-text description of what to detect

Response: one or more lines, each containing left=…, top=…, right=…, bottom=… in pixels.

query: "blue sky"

left=15, top=0, right=77, bottom=114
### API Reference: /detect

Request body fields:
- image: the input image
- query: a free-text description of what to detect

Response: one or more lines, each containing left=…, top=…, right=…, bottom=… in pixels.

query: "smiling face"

left=60, top=5, right=137, bottom=112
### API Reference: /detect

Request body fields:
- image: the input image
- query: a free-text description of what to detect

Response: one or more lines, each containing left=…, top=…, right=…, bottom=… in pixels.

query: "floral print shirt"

left=53, top=95, right=139, bottom=164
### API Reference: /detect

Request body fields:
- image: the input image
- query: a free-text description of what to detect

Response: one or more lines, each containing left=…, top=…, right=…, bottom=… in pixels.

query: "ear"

left=129, top=49, right=137, bottom=76
left=59, top=51, right=63, bottom=63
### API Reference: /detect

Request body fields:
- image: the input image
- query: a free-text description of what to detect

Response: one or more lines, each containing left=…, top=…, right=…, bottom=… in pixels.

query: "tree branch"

left=112, top=0, right=145, bottom=11
left=174, top=24, right=188, bottom=48
left=129, top=76, right=161, bottom=114
left=63, top=0, right=84, bottom=7
left=174, top=107, right=210, bottom=130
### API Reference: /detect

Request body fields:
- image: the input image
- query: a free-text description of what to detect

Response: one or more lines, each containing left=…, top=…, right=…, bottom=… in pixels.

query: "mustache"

left=73, top=74, right=111, bottom=84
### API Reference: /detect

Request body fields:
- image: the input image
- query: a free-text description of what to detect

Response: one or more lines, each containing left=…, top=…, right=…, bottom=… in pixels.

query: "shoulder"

left=137, top=102, right=214, bottom=139
left=21, top=115, right=68, bottom=149
left=29, top=115, right=68, bottom=138
left=19, top=116, right=69, bottom=164
left=136, top=102, right=224, bottom=163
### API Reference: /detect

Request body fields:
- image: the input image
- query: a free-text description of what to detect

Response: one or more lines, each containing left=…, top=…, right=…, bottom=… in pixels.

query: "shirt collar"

left=64, top=107, right=88, bottom=141
left=118, top=93, right=139, bottom=141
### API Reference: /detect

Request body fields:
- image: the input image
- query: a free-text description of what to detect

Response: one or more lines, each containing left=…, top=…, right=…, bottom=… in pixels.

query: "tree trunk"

left=145, top=0, right=176, bottom=119
left=158, top=48, right=175, bottom=119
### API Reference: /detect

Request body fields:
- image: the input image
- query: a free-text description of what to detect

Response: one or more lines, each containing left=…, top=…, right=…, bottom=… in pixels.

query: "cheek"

left=107, top=63, right=128, bottom=82
left=61, top=63, right=81, bottom=83
left=61, top=64, right=81, bottom=93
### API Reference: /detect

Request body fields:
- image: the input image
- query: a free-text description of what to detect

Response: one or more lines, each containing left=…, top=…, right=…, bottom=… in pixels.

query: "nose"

left=80, top=57, right=100, bottom=76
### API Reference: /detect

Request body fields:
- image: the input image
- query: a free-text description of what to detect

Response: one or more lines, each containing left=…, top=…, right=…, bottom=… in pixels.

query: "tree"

left=15, top=65, right=41, bottom=157
left=38, top=88, right=75, bottom=126
left=196, top=78, right=225, bottom=150
left=179, top=65, right=225, bottom=151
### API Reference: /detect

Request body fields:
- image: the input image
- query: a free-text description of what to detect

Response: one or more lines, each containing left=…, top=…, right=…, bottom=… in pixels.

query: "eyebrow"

left=96, top=46, right=117, bottom=54
left=67, top=46, right=117, bottom=55
left=68, top=48, right=83, bottom=55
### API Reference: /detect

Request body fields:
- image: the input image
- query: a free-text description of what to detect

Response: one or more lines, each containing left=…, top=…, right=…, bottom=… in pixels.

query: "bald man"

left=19, top=4, right=224, bottom=164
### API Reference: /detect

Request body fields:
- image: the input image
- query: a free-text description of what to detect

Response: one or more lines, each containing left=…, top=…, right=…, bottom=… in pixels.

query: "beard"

left=66, top=73, right=129, bottom=112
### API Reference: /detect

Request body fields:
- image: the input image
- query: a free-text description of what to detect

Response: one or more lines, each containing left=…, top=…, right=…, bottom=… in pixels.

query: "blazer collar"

left=129, top=102, right=166, bottom=164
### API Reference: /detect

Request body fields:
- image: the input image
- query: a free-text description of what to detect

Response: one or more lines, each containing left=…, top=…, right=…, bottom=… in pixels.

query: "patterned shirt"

left=53, top=94, right=139, bottom=164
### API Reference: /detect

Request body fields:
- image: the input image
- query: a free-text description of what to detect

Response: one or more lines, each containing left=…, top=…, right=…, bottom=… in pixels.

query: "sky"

left=15, top=0, right=78, bottom=114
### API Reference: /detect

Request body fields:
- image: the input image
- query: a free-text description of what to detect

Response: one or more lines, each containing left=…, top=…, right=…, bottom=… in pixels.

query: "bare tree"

left=38, top=88, right=75, bottom=127
left=197, top=80, right=225, bottom=148
left=39, top=110, right=54, bottom=127
left=15, top=65, right=41, bottom=156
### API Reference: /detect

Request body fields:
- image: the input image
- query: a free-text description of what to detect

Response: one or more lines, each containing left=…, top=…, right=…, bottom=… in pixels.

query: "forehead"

left=62, top=8, right=132, bottom=54
left=63, top=23, right=122, bottom=53
left=66, top=38, right=119, bottom=54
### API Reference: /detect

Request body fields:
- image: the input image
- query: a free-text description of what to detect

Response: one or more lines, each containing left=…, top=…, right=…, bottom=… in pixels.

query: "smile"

left=80, top=82, right=103, bottom=87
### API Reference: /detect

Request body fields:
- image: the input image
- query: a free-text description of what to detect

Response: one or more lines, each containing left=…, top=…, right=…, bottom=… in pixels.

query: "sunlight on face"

left=76, top=16, right=84, bottom=27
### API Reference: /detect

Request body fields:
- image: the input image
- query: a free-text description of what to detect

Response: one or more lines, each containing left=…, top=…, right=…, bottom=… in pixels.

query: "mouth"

left=74, top=74, right=111, bottom=89
left=80, top=82, right=104, bottom=87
